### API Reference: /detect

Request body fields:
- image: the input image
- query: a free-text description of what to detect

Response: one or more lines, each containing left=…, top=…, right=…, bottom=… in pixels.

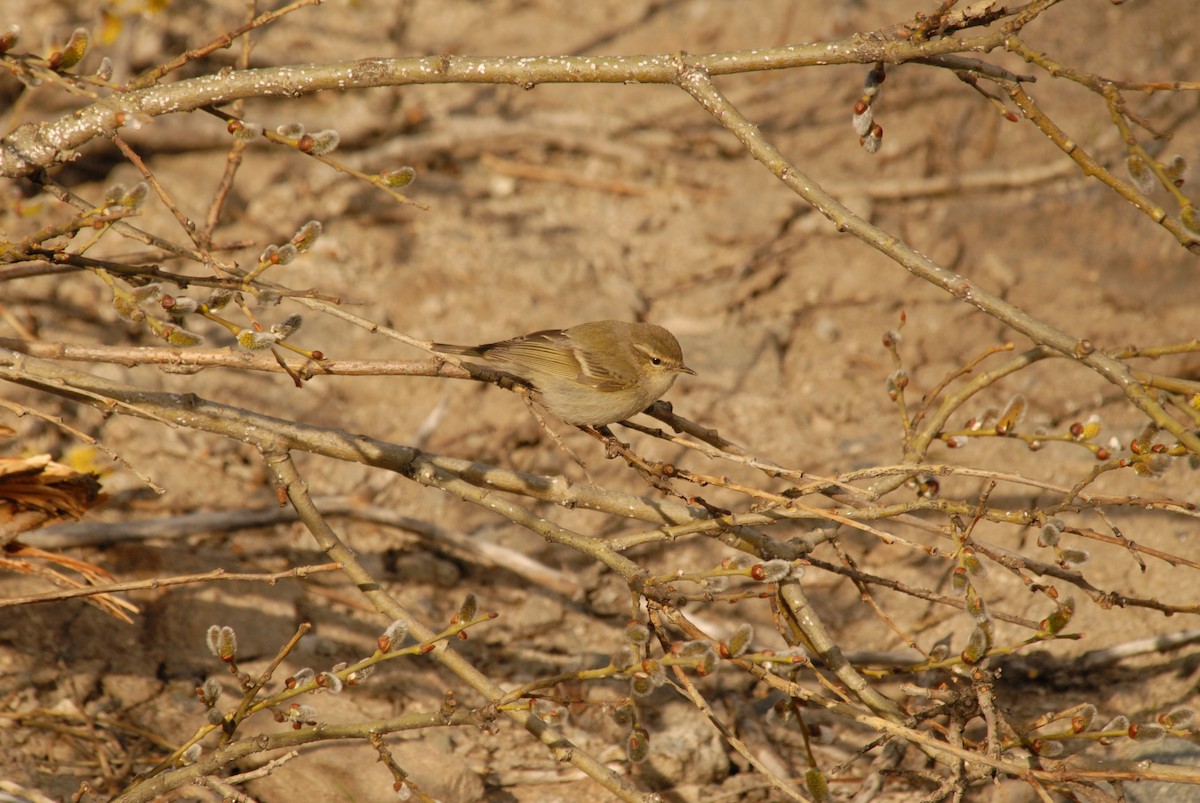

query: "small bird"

left=432, top=320, right=695, bottom=426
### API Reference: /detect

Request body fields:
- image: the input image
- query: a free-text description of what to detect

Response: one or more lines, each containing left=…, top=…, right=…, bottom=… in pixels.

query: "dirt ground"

left=2, top=1, right=1199, bottom=801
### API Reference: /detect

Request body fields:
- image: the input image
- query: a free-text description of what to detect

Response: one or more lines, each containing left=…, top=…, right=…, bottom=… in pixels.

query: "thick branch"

left=1, top=26, right=1020, bottom=178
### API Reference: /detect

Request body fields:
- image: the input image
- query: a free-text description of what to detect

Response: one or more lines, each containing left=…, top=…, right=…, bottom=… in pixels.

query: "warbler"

left=433, top=320, right=694, bottom=425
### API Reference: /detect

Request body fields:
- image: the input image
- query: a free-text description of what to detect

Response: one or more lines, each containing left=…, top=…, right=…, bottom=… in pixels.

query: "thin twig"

left=0, top=564, right=342, bottom=609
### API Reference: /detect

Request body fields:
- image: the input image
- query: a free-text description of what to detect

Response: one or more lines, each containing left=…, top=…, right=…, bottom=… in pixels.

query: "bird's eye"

left=650, top=357, right=663, bottom=366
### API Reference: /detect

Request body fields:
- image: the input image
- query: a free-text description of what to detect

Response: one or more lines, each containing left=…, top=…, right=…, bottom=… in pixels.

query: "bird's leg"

left=579, top=424, right=631, bottom=458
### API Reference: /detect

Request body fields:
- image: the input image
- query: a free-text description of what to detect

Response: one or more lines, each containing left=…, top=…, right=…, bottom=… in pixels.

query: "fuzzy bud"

left=454, top=593, right=478, bottom=624
left=315, top=671, right=343, bottom=693
left=120, top=182, right=149, bottom=209
left=627, top=727, right=650, bottom=764
left=1033, top=739, right=1064, bottom=757
left=381, top=167, right=417, bottom=188
left=724, top=623, right=753, bottom=658
left=287, top=667, right=315, bottom=688
left=236, top=329, right=279, bottom=350
left=206, top=625, right=238, bottom=662
left=995, top=395, right=1025, bottom=435
left=805, top=768, right=831, bottom=803
left=1039, top=598, right=1075, bottom=635
left=754, top=559, right=792, bottom=583
left=1071, top=704, right=1097, bottom=733
left=379, top=619, right=408, bottom=653
left=0, top=25, right=19, bottom=55
left=961, top=548, right=984, bottom=577
left=230, top=120, right=264, bottom=141
left=181, top=743, right=202, bottom=765
left=1129, top=722, right=1166, bottom=742
left=205, top=289, right=234, bottom=310
left=961, top=624, right=991, bottom=664
left=307, top=129, right=340, bottom=156
left=56, top=28, right=91, bottom=71
left=624, top=622, right=650, bottom=646
left=1182, top=204, right=1200, bottom=235
left=163, top=326, right=204, bottom=347
left=864, top=65, right=886, bottom=93
left=1126, top=155, right=1156, bottom=194
left=270, top=314, right=303, bottom=340
left=1038, top=520, right=1063, bottom=548
left=852, top=100, right=874, bottom=137
left=611, top=645, right=637, bottom=670
left=198, top=677, right=222, bottom=707
left=1159, top=707, right=1195, bottom=728
left=162, top=295, right=200, bottom=315
left=346, top=665, right=373, bottom=685
left=1059, top=548, right=1090, bottom=566
left=1165, top=154, right=1188, bottom=187
left=608, top=701, right=635, bottom=727
left=291, top=220, right=322, bottom=251
left=630, top=673, right=655, bottom=698
left=950, top=566, right=968, bottom=594
left=1102, top=715, right=1129, bottom=734
left=104, top=183, right=127, bottom=205
left=861, top=123, right=883, bottom=155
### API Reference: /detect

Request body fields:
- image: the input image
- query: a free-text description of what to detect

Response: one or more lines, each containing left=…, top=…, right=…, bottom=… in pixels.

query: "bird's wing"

left=485, top=330, right=630, bottom=391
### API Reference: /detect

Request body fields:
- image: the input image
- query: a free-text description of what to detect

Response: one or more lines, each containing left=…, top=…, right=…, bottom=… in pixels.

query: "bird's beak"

left=678, top=364, right=697, bottom=375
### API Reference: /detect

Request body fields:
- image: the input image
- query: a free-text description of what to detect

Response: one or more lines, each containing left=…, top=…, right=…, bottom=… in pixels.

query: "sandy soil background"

left=2, top=1, right=1199, bottom=801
